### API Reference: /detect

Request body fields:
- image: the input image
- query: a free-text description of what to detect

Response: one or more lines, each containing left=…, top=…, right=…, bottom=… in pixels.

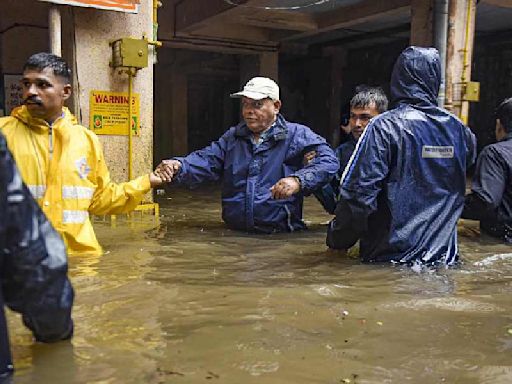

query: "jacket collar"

left=234, top=114, right=288, bottom=142
left=11, top=105, right=78, bottom=133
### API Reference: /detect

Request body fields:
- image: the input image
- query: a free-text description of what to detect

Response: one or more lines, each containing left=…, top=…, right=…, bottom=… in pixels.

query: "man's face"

left=349, top=102, right=380, bottom=140
left=21, top=67, right=71, bottom=122
left=241, top=96, right=281, bottom=134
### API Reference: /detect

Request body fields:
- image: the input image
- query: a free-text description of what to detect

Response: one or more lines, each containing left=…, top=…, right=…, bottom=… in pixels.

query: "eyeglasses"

left=349, top=113, right=374, bottom=123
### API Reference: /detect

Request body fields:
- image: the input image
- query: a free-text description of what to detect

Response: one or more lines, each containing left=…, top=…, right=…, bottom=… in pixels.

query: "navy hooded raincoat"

left=173, top=114, right=339, bottom=233
left=0, top=133, right=74, bottom=378
left=327, top=46, right=476, bottom=265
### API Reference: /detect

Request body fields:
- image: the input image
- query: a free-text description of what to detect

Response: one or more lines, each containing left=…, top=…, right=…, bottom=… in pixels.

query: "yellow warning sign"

left=89, top=90, right=140, bottom=136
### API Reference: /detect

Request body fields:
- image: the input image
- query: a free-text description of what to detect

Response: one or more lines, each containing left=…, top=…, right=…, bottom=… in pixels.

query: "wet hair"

left=495, top=97, right=512, bottom=133
left=23, top=52, right=71, bottom=83
left=350, top=86, right=388, bottom=114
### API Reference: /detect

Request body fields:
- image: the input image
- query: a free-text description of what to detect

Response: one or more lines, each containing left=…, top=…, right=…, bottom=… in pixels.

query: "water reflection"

left=6, top=187, right=512, bottom=383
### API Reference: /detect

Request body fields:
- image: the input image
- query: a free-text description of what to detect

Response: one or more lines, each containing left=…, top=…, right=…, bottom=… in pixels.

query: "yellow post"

left=128, top=68, right=134, bottom=180
left=460, top=0, right=476, bottom=125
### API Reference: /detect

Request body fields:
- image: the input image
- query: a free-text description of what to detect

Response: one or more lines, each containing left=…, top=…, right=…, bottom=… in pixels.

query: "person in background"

left=462, top=98, right=512, bottom=242
left=307, top=87, right=388, bottom=214
left=154, top=76, right=339, bottom=233
left=1, top=132, right=73, bottom=380
left=0, top=52, right=162, bottom=255
left=327, top=46, right=476, bottom=266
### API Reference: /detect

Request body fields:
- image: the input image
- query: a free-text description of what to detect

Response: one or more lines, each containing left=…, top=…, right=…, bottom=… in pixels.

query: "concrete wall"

left=72, top=0, right=154, bottom=185
left=0, top=0, right=154, bottom=189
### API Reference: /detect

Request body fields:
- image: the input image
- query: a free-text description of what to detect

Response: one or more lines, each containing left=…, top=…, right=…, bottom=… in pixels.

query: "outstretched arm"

left=88, top=135, right=153, bottom=215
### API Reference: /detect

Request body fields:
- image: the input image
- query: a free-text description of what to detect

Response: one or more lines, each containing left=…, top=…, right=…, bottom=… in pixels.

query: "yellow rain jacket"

left=0, top=105, right=151, bottom=255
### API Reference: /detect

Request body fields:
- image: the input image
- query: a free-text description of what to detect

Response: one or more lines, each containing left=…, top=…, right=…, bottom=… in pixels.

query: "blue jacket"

left=173, top=115, right=339, bottom=233
left=0, top=133, right=74, bottom=378
left=462, top=133, right=512, bottom=241
left=327, top=46, right=476, bottom=265
left=314, top=137, right=356, bottom=214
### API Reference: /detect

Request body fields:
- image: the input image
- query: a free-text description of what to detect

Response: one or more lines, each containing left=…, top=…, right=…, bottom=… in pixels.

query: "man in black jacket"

left=0, top=132, right=74, bottom=380
left=462, top=98, right=512, bottom=242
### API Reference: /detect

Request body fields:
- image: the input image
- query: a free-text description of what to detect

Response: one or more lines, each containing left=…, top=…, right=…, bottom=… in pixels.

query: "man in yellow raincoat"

left=0, top=52, right=162, bottom=255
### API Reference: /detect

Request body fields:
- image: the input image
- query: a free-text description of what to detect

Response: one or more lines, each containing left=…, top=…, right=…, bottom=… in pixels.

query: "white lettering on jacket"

left=422, top=145, right=454, bottom=159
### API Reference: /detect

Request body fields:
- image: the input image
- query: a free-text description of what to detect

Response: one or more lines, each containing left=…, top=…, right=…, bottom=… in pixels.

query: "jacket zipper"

left=49, top=124, right=53, bottom=161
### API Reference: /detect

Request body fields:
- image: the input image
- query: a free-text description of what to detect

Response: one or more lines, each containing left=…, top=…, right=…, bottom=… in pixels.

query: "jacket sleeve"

left=88, top=135, right=151, bottom=216
left=0, top=134, right=73, bottom=343
left=290, top=129, right=339, bottom=195
left=462, top=146, right=505, bottom=220
left=173, top=131, right=229, bottom=187
left=313, top=181, right=339, bottom=215
left=313, top=146, right=344, bottom=214
left=465, top=126, right=477, bottom=169
left=327, top=122, right=391, bottom=249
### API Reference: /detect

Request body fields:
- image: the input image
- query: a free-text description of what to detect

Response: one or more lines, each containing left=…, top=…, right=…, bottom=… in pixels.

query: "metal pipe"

left=128, top=68, right=134, bottom=180
left=433, top=0, right=449, bottom=107
left=445, top=0, right=457, bottom=111
left=49, top=6, right=62, bottom=56
left=152, top=0, right=162, bottom=62
left=460, top=0, right=476, bottom=125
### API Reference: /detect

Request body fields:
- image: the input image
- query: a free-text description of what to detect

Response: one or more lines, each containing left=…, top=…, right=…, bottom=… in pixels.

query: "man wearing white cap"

left=155, top=77, right=339, bottom=233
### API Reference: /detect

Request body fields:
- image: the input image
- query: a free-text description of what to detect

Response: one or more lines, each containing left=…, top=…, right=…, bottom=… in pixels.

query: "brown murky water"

left=6, top=187, right=512, bottom=383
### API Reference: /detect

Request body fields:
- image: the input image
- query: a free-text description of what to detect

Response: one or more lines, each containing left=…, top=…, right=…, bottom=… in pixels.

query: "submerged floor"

left=6, top=187, right=512, bottom=383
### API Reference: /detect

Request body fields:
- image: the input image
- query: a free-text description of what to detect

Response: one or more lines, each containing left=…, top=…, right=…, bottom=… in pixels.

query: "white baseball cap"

left=230, top=77, right=279, bottom=100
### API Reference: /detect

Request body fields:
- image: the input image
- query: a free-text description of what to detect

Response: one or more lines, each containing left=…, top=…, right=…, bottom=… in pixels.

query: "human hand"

left=149, top=171, right=164, bottom=188
left=154, top=159, right=181, bottom=183
left=303, top=150, right=316, bottom=166
left=270, top=176, right=301, bottom=199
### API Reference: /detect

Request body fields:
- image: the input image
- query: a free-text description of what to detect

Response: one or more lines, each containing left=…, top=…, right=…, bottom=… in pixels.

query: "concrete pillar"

left=410, top=0, right=434, bottom=47
left=259, top=52, right=279, bottom=82
left=61, top=7, right=80, bottom=118
left=445, top=0, right=477, bottom=123
left=49, top=6, right=62, bottom=56
left=72, top=1, right=154, bottom=186
left=239, top=55, right=260, bottom=86
left=170, top=69, right=188, bottom=156
left=239, top=51, right=279, bottom=86
left=328, top=49, right=346, bottom=147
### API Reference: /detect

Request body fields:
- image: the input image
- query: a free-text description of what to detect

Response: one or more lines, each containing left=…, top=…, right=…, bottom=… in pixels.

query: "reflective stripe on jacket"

left=0, top=106, right=151, bottom=255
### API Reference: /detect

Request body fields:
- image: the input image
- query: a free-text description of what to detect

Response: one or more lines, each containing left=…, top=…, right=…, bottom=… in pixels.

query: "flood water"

left=6, top=187, right=512, bottom=383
